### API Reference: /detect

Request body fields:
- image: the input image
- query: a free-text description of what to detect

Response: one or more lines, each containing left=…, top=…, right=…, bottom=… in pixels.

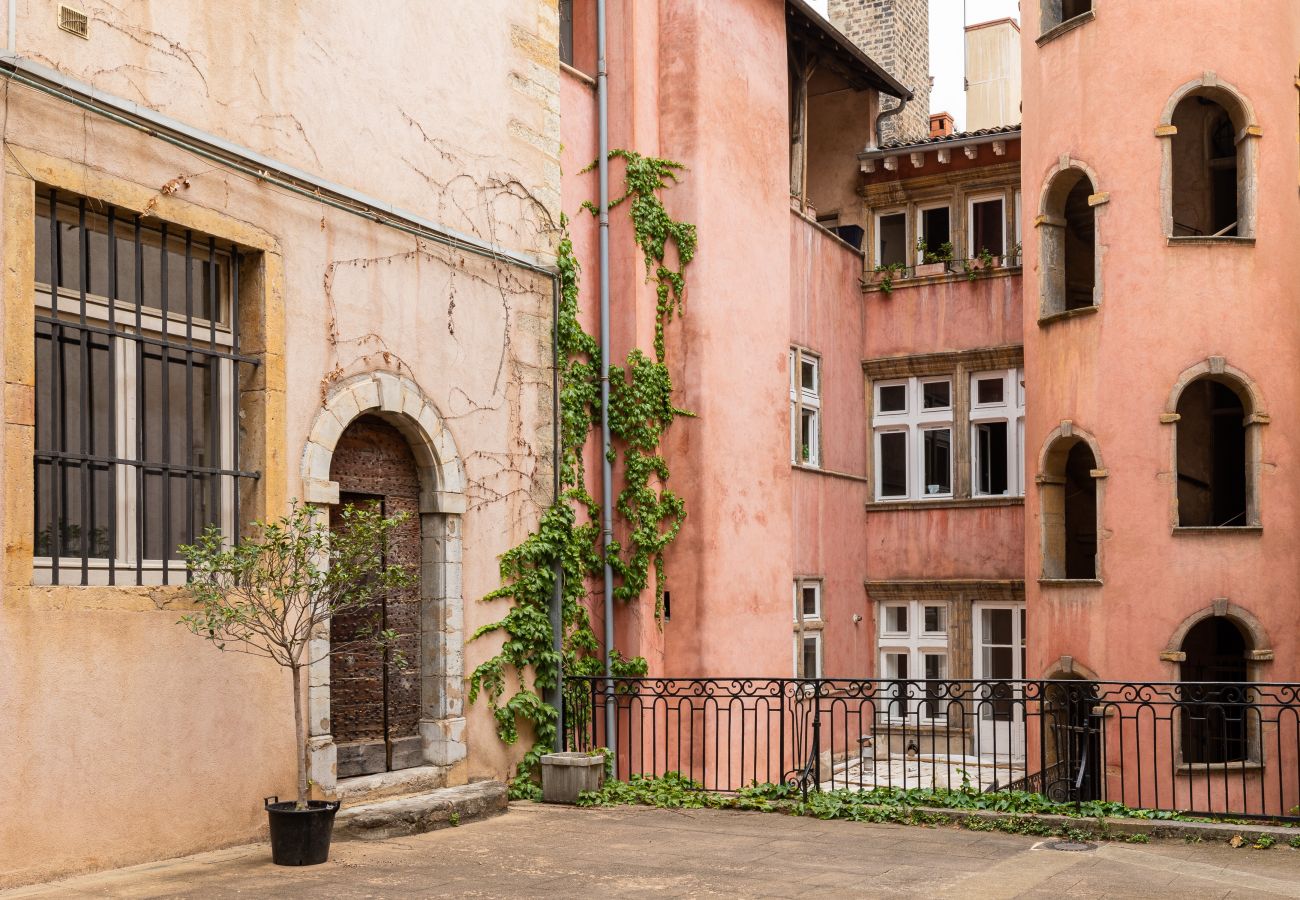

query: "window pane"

left=983, top=608, right=1013, bottom=646
left=923, top=428, right=951, bottom=495
left=800, top=409, right=817, bottom=463
left=878, top=384, right=906, bottom=413
left=972, top=199, right=1005, bottom=256
left=884, top=651, right=908, bottom=680
left=802, top=586, right=819, bottom=618
left=801, top=358, right=817, bottom=394
left=923, top=605, right=946, bottom=633
left=802, top=636, right=820, bottom=678
left=976, top=376, right=1004, bottom=404
left=879, top=213, right=906, bottom=266
left=921, top=206, right=950, bottom=255
left=879, top=432, right=907, bottom=496
left=884, top=605, right=908, bottom=633
left=923, top=654, right=948, bottom=719
left=34, top=322, right=115, bottom=560
left=975, top=421, right=1009, bottom=495
left=922, top=380, right=950, bottom=409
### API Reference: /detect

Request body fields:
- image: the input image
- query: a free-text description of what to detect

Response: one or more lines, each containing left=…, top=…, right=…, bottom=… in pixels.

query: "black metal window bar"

left=33, top=188, right=259, bottom=586
left=565, top=676, right=1300, bottom=822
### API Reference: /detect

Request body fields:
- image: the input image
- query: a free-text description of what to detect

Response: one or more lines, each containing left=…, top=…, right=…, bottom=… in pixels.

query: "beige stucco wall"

left=0, top=0, right=560, bottom=887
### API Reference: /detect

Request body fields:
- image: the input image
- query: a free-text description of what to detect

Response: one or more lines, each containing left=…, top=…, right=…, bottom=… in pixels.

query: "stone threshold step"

left=334, top=780, right=508, bottom=841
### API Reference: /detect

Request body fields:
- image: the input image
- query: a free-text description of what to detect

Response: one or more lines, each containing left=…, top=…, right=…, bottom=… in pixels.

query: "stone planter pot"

left=541, top=752, right=606, bottom=804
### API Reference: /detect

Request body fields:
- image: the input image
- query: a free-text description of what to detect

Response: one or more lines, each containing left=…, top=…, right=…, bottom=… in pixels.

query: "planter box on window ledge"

left=915, top=261, right=947, bottom=278
left=541, top=752, right=606, bottom=804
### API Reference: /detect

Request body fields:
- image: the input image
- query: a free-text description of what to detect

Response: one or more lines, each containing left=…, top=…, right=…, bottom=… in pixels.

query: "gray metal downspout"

left=596, top=0, right=616, bottom=755
left=874, top=94, right=909, bottom=150
left=551, top=276, right=565, bottom=751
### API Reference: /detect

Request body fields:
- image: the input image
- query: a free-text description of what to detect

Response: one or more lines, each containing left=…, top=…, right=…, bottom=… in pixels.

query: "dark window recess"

left=878, top=213, right=907, bottom=266
left=1171, top=96, right=1239, bottom=237
left=879, top=431, right=907, bottom=497
left=1041, top=0, right=1092, bottom=33
left=559, top=0, right=574, bottom=65
left=802, top=636, right=819, bottom=678
left=976, top=377, right=1004, bottom=404
left=1176, top=379, right=1247, bottom=527
left=1064, top=442, right=1098, bottom=578
left=922, top=381, right=950, bottom=409
left=971, top=199, right=1005, bottom=256
left=975, top=421, right=1009, bottom=495
left=663, top=590, right=671, bottom=621
left=33, top=187, right=258, bottom=585
left=1180, top=618, right=1251, bottom=764
left=1063, top=176, right=1096, bottom=310
left=920, top=207, right=950, bottom=257
left=923, top=428, right=951, bottom=495
left=878, top=384, right=906, bottom=413
left=830, top=224, right=864, bottom=250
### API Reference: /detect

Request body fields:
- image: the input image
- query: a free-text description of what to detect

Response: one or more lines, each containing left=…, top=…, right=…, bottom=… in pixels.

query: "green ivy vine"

left=469, top=150, right=696, bottom=798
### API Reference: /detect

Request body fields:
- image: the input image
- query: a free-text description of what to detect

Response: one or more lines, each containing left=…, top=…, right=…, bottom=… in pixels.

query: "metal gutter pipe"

left=596, top=0, right=616, bottom=754
left=873, top=95, right=910, bottom=150
left=550, top=276, right=565, bottom=750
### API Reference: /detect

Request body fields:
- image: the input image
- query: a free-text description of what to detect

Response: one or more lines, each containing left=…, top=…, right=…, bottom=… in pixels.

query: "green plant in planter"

left=179, top=501, right=413, bottom=809
left=873, top=261, right=907, bottom=294
left=915, top=239, right=955, bottom=267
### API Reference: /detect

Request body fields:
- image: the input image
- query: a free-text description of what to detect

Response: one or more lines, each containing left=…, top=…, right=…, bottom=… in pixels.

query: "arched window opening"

left=1171, top=95, right=1242, bottom=237
left=1040, top=0, right=1092, bottom=34
left=1180, top=618, right=1251, bottom=765
left=1176, top=378, right=1248, bottom=527
left=1040, top=167, right=1096, bottom=317
left=1041, top=436, right=1099, bottom=580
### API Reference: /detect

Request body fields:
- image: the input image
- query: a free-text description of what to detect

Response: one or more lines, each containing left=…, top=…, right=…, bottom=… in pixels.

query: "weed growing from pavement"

left=575, top=773, right=1293, bottom=848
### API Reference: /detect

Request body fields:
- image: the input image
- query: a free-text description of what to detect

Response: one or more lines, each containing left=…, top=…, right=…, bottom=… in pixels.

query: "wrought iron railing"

left=563, top=676, right=1300, bottom=821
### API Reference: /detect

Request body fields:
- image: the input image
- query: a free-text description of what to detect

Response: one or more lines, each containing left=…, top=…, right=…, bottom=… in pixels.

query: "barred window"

left=33, top=188, right=258, bottom=585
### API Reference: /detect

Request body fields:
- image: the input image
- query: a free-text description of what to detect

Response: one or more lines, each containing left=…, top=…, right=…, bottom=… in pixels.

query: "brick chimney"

left=929, top=112, right=955, bottom=138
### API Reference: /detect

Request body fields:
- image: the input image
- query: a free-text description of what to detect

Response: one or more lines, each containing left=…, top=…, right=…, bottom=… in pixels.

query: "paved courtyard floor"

left=6, top=801, right=1300, bottom=899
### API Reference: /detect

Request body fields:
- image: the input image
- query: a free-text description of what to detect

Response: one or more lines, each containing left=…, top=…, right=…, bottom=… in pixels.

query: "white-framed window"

left=796, top=631, right=823, bottom=679
left=794, top=579, right=821, bottom=622
left=875, top=208, right=908, bottom=268
left=790, top=348, right=821, bottom=467
left=917, top=202, right=951, bottom=263
left=967, top=192, right=1006, bottom=259
left=970, top=368, right=1026, bottom=497
left=878, top=599, right=949, bottom=721
left=33, top=188, right=251, bottom=586
left=794, top=578, right=823, bottom=678
left=872, top=377, right=953, bottom=500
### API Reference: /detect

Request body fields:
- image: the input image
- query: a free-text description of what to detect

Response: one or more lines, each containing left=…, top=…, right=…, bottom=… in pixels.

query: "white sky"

left=806, top=0, right=1021, bottom=132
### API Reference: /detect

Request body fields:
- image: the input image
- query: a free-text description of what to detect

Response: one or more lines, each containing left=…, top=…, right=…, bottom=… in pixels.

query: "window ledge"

left=867, top=496, right=1024, bottom=512
left=1036, top=9, right=1095, bottom=46
left=864, top=264, right=1022, bottom=294
left=1166, top=235, right=1255, bottom=247
left=793, top=463, right=871, bottom=483
left=1175, top=760, right=1263, bottom=775
left=1172, top=525, right=1263, bottom=535
left=1038, top=578, right=1103, bottom=587
left=560, top=61, right=596, bottom=87
left=1038, top=304, right=1099, bottom=326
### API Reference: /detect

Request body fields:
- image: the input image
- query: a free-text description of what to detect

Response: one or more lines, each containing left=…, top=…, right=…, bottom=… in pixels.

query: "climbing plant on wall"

left=469, top=150, right=697, bottom=798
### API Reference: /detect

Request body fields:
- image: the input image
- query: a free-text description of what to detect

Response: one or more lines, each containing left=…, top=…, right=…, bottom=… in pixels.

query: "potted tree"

left=178, top=501, right=412, bottom=866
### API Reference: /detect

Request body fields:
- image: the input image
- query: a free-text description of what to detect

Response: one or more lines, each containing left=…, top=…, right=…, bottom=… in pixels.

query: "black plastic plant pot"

left=264, top=796, right=341, bottom=866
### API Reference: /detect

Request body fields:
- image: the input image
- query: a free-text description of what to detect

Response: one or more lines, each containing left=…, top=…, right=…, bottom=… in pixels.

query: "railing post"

left=811, top=679, right=823, bottom=794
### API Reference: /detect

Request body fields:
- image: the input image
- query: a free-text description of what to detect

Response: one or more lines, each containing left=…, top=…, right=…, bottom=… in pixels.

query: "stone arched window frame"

left=1161, top=357, right=1268, bottom=531
left=1036, top=420, right=1106, bottom=583
left=299, top=371, right=467, bottom=793
left=1157, top=73, right=1260, bottom=242
left=1036, top=156, right=1106, bottom=323
left=1160, top=599, right=1273, bottom=768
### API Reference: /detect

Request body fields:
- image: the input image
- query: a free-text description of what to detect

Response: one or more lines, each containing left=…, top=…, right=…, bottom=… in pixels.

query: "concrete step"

left=333, top=780, right=508, bottom=841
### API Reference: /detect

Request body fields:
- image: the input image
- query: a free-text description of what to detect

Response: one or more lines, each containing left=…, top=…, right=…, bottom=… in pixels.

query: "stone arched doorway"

left=329, top=416, right=423, bottom=777
left=300, top=371, right=467, bottom=793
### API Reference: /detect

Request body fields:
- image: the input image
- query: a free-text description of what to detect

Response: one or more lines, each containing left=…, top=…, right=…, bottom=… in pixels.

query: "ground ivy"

left=470, top=151, right=695, bottom=798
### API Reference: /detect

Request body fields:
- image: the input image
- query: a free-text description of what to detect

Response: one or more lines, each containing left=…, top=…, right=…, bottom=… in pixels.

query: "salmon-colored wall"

left=864, top=274, right=1023, bottom=358
left=1021, top=2, right=1300, bottom=682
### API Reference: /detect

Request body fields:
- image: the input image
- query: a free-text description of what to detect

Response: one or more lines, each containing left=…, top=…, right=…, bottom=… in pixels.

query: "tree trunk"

left=291, top=662, right=309, bottom=809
